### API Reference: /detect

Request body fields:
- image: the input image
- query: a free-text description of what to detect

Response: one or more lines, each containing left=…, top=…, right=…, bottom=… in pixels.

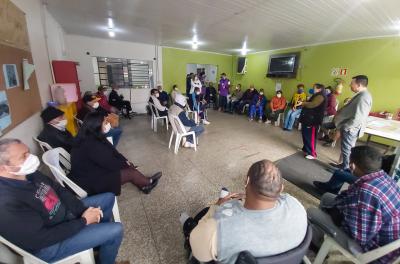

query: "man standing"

left=218, top=73, right=230, bottom=112
left=0, top=139, right=125, bottom=264
left=333, top=75, right=372, bottom=169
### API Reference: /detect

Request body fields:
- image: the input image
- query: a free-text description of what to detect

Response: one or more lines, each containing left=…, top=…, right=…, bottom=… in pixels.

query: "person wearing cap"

left=79, top=94, right=123, bottom=146
left=218, top=73, right=230, bottom=112
left=108, top=83, right=133, bottom=119
left=96, top=86, right=117, bottom=113
left=38, top=107, right=74, bottom=152
left=168, top=94, right=204, bottom=148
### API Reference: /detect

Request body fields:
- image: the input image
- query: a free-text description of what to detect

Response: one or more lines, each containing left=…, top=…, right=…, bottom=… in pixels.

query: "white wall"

left=65, top=35, right=163, bottom=113
left=6, top=0, right=64, bottom=152
left=43, top=5, right=67, bottom=61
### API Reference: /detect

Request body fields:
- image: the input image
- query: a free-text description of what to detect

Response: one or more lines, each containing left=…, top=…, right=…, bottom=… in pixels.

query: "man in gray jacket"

left=334, top=75, right=372, bottom=169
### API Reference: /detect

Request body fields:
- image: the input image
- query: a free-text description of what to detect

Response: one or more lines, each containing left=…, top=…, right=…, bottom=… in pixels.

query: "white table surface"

left=365, top=116, right=400, bottom=142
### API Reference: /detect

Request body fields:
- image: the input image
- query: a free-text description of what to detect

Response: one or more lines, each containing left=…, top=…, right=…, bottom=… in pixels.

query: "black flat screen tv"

left=266, top=53, right=300, bottom=78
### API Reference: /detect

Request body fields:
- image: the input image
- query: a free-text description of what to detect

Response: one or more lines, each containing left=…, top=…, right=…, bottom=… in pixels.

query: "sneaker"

left=305, top=155, right=316, bottom=160
left=329, top=162, right=343, bottom=169
left=313, top=181, right=340, bottom=194
left=265, top=120, right=271, bottom=124
left=184, top=142, right=195, bottom=148
left=258, top=119, right=262, bottom=123
left=249, top=118, right=253, bottom=122
left=179, top=212, right=190, bottom=226
left=202, top=119, right=210, bottom=125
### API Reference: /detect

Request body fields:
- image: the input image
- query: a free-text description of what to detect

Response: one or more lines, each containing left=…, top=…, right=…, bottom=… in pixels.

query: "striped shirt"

left=336, top=170, right=400, bottom=263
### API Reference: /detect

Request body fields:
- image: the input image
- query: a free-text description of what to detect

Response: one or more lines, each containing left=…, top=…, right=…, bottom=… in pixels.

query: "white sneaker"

left=305, top=155, right=316, bottom=160
left=265, top=120, right=271, bottom=124
left=184, top=142, right=196, bottom=148
left=203, top=119, right=210, bottom=125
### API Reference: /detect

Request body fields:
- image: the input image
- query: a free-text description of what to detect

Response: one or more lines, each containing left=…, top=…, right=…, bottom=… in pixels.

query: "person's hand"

left=216, top=193, right=245, bottom=206
left=296, top=101, right=303, bottom=107
left=82, top=207, right=103, bottom=225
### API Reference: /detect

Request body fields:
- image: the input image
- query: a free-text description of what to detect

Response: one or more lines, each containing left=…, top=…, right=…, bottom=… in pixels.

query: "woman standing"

left=70, top=112, right=162, bottom=195
left=189, top=74, right=202, bottom=109
left=298, top=83, right=326, bottom=160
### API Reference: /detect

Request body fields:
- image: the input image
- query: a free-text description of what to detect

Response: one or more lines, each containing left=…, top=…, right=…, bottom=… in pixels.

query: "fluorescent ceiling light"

left=240, top=41, right=248, bottom=55
left=108, top=30, right=115, bottom=37
left=108, top=18, right=114, bottom=29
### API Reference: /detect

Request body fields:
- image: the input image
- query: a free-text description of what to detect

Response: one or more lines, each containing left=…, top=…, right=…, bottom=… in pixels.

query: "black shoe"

left=313, top=181, right=340, bottom=194
left=329, top=162, right=343, bottom=169
left=140, top=179, right=159, bottom=194
left=150, top=171, right=162, bottom=181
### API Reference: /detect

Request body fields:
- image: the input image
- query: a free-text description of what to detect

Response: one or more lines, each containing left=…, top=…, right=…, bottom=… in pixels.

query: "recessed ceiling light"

left=108, top=18, right=114, bottom=29
left=108, top=31, right=115, bottom=37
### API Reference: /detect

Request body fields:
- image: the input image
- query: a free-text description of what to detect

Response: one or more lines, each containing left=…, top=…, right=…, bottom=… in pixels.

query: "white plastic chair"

left=148, top=103, right=168, bottom=132
left=42, top=148, right=121, bottom=222
left=185, top=104, right=198, bottom=124
left=0, top=235, right=94, bottom=264
left=313, top=234, right=400, bottom=264
left=168, top=114, right=198, bottom=154
left=33, top=137, right=53, bottom=153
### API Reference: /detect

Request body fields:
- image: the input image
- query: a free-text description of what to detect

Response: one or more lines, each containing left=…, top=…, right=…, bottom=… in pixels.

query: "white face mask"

left=196, top=92, right=200, bottom=95
left=92, top=102, right=99, bottom=109
left=277, top=94, right=282, bottom=98
left=57, top=119, right=67, bottom=128
left=103, top=122, right=112, bottom=134
left=260, top=92, right=264, bottom=95
left=155, top=93, right=160, bottom=98
left=8, top=154, right=40, bottom=176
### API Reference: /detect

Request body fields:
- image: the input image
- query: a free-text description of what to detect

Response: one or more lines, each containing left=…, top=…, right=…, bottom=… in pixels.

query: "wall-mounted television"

left=237, top=57, right=247, bottom=74
left=266, top=52, right=300, bottom=78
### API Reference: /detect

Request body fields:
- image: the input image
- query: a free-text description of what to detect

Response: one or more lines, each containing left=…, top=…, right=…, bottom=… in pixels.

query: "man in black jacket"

left=0, top=138, right=124, bottom=263
left=108, top=83, right=133, bottom=118
left=38, top=106, right=73, bottom=152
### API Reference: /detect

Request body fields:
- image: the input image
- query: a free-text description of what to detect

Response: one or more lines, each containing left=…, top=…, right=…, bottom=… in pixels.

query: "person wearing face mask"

left=283, top=84, right=307, bottom=131
left=79, top=94, right=123, bottom=147
left=38, top=107, right=73, bottom=152
left=149, top=88, right=168, bottom=117
left=237, top=84, right=258, bottom=114
left=70, top=112, right=162, bottom=196
left=0, top=138, right=127, bottom=264
left=192, top=87, right=210, bottom=125
left=249, top=88, right=267, bottom=122
left=308, top=146, right=400, bottom=264
left=265, top=90, right=286, bottom=124
left=228, top=84, right=243, bottom=113
left=218, top=73, right=230, bottom=112
left=157, top=85, right=169, bottom=106
left=298, top=83, right=327, bottom=160
left=170, top=84, right=181, bottom=104
left=181, top=160, right=307, bottom=263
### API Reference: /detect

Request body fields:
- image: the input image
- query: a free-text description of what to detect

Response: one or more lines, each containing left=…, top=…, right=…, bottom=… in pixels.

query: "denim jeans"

left=249, top=104, right=264, bottom=119
left=340, top=128, right=359, bottom=169
left=218, top=96, right=227, bottom=110
left=228, top=99, right=239, bottom=112
left=35, top=193, right=123, bottom=264
left=283, top=108, right=302, bottom=130
left=326, top=169, right=357, bottom=192
left=188, top=125, right=205, bottom=143
left=105, top=127, right=123, bottom=146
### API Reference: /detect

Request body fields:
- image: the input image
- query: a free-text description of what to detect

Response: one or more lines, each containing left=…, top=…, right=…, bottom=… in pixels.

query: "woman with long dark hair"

left=70, top=111, right=162, bottom=195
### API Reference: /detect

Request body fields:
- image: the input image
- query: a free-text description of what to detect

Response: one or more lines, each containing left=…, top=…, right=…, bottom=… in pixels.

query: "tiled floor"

left=115, top=110, right=346, bottom=264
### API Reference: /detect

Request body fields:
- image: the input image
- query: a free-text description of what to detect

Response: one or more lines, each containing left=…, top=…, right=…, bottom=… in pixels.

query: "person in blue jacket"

left=249, top=89, right=267, bottom=122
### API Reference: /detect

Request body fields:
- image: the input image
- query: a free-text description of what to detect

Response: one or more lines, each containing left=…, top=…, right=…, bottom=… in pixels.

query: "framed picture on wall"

left=3, top=64, right=19, bottom=89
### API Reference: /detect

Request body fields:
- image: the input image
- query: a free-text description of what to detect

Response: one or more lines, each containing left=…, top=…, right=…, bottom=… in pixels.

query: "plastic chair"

left=185, top=104, right=198, bottom=124
left=32, top=137, right=53, bottom=153
left=0, top=235, right=94, bottom=264
left=42, top=148, right=121, bottom=222
left=168, top=114, right=198, bottom=154
left=148, top=102, right=168, bottom=132
left=309, top=208, right=400, bottom=264
left=190, top=225, right=312, bottom=264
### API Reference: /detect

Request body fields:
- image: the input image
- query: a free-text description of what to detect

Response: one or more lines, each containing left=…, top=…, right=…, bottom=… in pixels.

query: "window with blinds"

left=93, top=57, right=153, bottom=89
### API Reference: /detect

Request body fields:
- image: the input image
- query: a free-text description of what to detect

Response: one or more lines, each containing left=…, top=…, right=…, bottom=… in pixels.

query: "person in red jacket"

left=96, top=86, right=118, bottom=113
left=265, top=90, right=286, bottom=124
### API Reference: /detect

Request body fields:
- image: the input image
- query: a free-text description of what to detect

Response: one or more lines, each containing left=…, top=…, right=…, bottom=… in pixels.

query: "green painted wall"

left=162, top=47, right=234, bottom=94
left=233, top=37, right=400, bottom=114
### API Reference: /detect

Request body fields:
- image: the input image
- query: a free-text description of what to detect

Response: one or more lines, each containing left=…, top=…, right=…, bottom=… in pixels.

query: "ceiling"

left=45, top=0, right=400, bottom=54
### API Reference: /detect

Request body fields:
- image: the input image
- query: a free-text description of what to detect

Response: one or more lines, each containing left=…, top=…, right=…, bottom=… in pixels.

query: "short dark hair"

left=352, top=75, right=368, bottom=87
left=350, top=146, right=382, bottom=174
left=221, top=73, right=226, bottom=76
left=150, top=89, right=158, bottom=95
left=276, top=90, right=282, bottom=94
left=237, top=84, right=241, bottom=88
left=297, top=84, right=304, bottom=88
left=247, top=160, right=282, bottom=199
left=172, top=84, right=178, bottom=89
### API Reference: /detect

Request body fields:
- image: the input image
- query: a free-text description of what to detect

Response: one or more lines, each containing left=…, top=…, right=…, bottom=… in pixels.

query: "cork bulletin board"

left=0, top=0, right=42, bottom=135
